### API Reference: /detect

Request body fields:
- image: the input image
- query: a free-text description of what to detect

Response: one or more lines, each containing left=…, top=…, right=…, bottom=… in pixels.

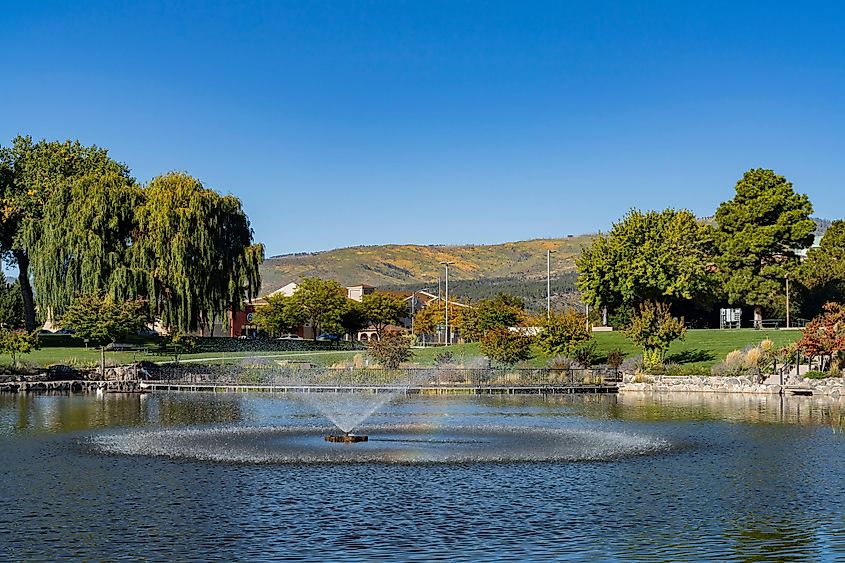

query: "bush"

left=367, top=333, right=414, bottom=369
left=572, top=340, right=597, bottom=367
left=536, top=310, right=591, bottom=357
left=710, top=340, right=776, bottom=379
left=624, top=301, right=685, bottom=370
left=480, top=327, right=533, bottom=366
left=804, top=370, right=838, bottom=380
left=434, top=351, right=454, bottom=366
left=606, top=348, right=626, bottom=369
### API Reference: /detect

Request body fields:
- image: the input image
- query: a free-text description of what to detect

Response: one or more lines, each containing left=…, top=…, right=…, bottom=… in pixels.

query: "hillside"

left=259, top=235, right=595, bottom=296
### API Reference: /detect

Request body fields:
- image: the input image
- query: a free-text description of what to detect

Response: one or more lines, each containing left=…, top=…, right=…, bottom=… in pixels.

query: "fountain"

left=88, top=362, right=672, bottom=464
left=287, top=366, right=431, bottom=443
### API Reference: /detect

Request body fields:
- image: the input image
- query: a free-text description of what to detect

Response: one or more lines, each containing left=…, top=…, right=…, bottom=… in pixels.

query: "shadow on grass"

left=667, top=349, right=716, bottom=364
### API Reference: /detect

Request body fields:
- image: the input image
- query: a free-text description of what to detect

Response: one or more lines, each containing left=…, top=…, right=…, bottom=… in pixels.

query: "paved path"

left=176, top=350, right=358, bottom=364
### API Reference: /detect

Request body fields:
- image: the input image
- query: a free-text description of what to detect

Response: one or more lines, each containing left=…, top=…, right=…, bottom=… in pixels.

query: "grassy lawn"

left=3, top=329, right=802, bottom=372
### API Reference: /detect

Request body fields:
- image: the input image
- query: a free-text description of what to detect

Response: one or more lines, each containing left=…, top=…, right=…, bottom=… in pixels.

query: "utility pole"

left=546, top=249, right=554, bottom=319
left=785, top=275, right=791, bottom=329
left=440, top=261, right=454, bottom=345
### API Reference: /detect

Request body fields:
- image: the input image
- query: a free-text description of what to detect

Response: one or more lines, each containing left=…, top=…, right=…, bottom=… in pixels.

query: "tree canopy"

left=715, top=168, right=815, bottom=319
left=536, top=309, right=591, bottom=357
left=59, top=294, right=148, bottom=346
left=480, top=327, right=533, bottom=366
left=287, top=278, right=348, bottom=339
left=801, top=220, right=845, bottom=312
left=459, top=293, right=525, bottom=341
left=361, top=292, right=408, bottom=338
left=577, top=208, right=715, bottom=312
left=1, top=137, right=264, bottom=335
left=131, top=172, right=264, bottom=333
left=0, top=135, right=130, bottom=330
left=253, top=293, right=305, bottom=337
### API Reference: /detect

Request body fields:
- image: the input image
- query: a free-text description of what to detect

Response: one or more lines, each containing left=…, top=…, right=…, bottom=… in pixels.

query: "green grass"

left=2, top=329, right=802, bottom=372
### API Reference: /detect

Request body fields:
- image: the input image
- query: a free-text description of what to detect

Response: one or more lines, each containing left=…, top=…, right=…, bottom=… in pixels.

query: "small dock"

left=784, top=385, right=815, bottom=396
left=139, top=382, right=618, bottom=395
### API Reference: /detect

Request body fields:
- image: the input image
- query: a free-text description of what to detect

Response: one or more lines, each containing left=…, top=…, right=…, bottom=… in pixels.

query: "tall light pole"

left=785, top=275, right=791, bottom=329
left=546, top=249, right=555, bottom=319
left=440, top=261, right=454, bottom=345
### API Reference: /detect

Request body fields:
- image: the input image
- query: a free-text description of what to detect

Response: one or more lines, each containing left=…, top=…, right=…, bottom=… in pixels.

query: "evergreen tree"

left=715, top=168, right=815, bottom=324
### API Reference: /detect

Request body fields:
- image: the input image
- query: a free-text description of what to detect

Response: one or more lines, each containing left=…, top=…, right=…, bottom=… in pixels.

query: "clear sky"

left=1, top=1, right=843, bottom=256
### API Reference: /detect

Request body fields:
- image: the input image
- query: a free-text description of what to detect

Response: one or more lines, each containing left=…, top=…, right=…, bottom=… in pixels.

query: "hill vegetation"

left=260, top=235, right=593, bottom=297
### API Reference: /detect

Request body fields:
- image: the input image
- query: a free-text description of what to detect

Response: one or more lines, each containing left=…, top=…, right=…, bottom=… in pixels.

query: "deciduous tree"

left=0, top=135, right=130, bottom=330
left=361, top=292, right=408, bottom=338
left=367, top=332, right=413, bottom=369
left=576, top=208, right=714, bottom=315
left=253, top=293, right=305, bottom=337
left=0, top=329, right=40, bottom=368
left=287, top=278, right=347, bottom=340
left=59, top=294, right=149, bottom=346
left=480, top=327, right=533, bottom=366
left=131, top=172, right=264, bottom=333
left=535, top=309, right=591, bottom=357
left=798, top=302, right=845, bottom=372
left=459, top=293, right=525, bottom=341
left=339, top=301, right=369, bottom=343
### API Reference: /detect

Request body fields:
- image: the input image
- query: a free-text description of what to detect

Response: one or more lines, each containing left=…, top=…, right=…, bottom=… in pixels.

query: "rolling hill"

left=259, top=235, right=595, bottom=298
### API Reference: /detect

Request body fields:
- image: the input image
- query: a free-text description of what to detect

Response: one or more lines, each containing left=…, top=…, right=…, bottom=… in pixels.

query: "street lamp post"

left=440, top=261, right=455, bottom=345
left=547, top=249, right=555, bottom=319
left=785, top=275, right=791, bottom=329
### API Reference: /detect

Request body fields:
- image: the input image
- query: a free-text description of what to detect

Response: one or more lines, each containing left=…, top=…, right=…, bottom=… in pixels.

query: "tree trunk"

left=13, top=250, right=37, bottom=332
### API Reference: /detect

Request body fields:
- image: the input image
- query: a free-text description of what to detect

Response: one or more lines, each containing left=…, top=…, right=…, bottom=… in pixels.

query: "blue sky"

left=1, top=1, right=843, bottom=256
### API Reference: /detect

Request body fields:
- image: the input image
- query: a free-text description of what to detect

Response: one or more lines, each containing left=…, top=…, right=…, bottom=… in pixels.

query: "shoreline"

left=618, top=374, right=844, bottom=397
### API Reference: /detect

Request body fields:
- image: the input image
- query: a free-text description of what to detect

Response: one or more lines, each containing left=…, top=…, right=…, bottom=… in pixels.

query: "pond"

left=1, top=391, right=844, bottom=561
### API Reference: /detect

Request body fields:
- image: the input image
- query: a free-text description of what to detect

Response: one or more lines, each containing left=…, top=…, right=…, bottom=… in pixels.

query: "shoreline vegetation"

left=0, top=329, right=801, bottom=373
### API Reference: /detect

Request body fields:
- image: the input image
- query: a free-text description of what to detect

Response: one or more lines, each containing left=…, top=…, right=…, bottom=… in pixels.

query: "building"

left=229, top=283, right=467, bottom=341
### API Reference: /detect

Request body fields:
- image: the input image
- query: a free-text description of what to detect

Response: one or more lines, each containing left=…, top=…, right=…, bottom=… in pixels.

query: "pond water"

left=1, top=391, right=844, bottom=561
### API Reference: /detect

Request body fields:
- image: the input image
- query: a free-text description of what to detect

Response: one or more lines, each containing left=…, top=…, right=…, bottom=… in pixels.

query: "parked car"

left=278, top=334, right=304, bottom=340
left=317, top=333, right=341, bottom=342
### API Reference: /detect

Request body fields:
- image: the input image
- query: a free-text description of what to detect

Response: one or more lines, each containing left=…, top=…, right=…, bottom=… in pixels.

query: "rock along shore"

left=0, top=380, right=143, bottom=393
left=619, top=374, right=845, bottom=397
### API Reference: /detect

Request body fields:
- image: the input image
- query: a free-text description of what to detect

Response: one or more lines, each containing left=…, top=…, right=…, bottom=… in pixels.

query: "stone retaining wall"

left=0, top=380, right=142, bottom=393
left=619, top=374, right=845, bottom=396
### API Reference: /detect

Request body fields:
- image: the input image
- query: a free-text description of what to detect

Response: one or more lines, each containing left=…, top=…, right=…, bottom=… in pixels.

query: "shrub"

left=572, top=340, right=597, bottom=367
left=367, top=333, right=414, bottom=369
left=619, top=354, right=644, bottom=374
left=434, top=351, right=454, bottom=366
left=624, top=301, right=685, bottom=371
left=710, top=341, right=776, bottom=379
left=536, top=310, right=591, bottom=357
left=480, top=327, right=533, bottom=366
left=606, top=348, right=626, bottom=369
left=805, top=370, right=838, bottom=380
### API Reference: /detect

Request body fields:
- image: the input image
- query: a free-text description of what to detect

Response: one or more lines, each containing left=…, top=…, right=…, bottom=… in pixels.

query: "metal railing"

left=144, top=365, right=620, bottom=387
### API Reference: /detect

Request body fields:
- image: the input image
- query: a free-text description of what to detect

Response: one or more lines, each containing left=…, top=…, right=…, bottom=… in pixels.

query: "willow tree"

left=28, top=172, right=141, bottom=319
left=0, top=135, right=129, bottom=330
left=132, top=172, right=264, bottom=333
